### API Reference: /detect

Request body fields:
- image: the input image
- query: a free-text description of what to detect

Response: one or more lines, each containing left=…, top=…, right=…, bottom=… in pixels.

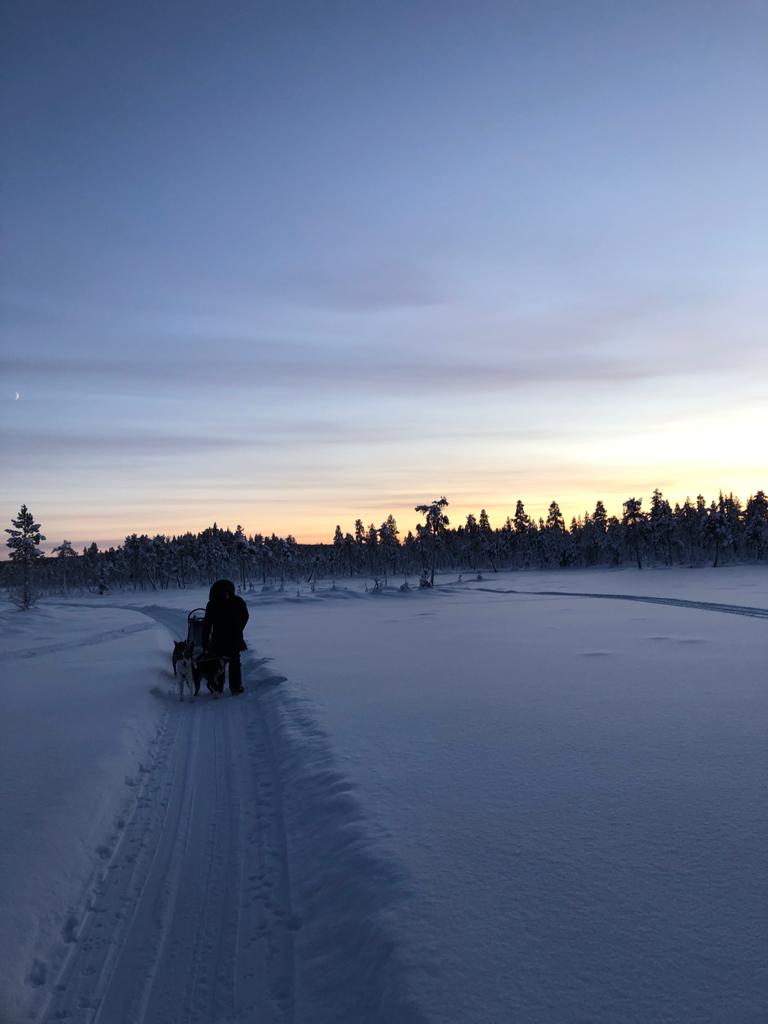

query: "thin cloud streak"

left=2, top=345, right=748, bottom=400
left=3, top=420, right=611, bottom=462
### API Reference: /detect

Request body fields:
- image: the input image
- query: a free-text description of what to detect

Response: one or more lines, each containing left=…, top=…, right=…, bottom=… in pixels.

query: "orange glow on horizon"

left=27, top=471, right=767, bottom=554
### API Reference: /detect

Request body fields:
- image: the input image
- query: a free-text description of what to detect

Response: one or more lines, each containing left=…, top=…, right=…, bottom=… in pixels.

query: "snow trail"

left=42, top=694, right=297, bottom=1024
left=41, top=604, right=424, bottom=1024
left=5, top=622, right=156, bottom=659
left=474, top=587, right=768, bottom=618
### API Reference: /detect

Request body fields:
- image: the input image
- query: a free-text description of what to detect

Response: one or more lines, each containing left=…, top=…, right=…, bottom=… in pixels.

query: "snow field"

left=1, top=565, right=766, bottom=1023
left=252, top=569, right=768, bottom=1022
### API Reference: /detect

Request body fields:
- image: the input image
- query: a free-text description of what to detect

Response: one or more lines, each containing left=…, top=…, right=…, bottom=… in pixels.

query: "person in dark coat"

left=202, top=579, right=249, bottom=694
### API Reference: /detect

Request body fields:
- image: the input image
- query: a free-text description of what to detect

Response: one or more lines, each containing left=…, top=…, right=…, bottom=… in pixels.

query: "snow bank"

left=251, top=676, right=428, bottom=1023
left=0, top=600, right=169, bottom=1022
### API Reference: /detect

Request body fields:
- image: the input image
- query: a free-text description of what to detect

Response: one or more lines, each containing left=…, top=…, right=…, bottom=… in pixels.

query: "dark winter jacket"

left=202, top=579, right=249, bottom=656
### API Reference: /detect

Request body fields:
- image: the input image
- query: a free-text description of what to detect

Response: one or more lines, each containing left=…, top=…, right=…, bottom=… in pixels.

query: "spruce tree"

left=593, top=500, right=608, bottom=533
left=621, top=497, right=646, bottom=569
left=378, top=515, right=400, bottom=576
left=513, top=499, right=530, bottom=533
left=649, top=489, right=673, bottom=565
left=5, top=504, right=46, bottom=608
left=744, top=490, right=768, bottom=558
left=478, top=509, right=496, bottom=571
left=706, top=500, right=732, bottom=568
left=544, top=501, right=566, bottom=565
left=52, top=539, right=77, bottom=595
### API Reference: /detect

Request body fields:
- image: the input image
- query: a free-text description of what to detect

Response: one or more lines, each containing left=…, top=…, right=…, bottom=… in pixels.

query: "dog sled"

left=185, top=607, right=226, bottom=693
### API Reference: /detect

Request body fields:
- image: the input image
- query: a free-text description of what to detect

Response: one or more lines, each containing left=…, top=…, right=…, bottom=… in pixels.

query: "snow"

left=1, top=566, right=766, bottom=1022
left=0, top=604, right=169, bottom=1021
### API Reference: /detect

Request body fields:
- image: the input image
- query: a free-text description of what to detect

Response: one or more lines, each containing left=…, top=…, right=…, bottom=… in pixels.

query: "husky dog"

left=197, top=652, right=226, bottom=696
left=176, top=644, right=197, bottom=702
left=172, top=639, right=187, bottom=676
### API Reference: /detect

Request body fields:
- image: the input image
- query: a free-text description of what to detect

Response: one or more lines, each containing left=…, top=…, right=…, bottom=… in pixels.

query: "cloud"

left=0, top=344, right=720, bottom=401
left=2, top=431, right=251, bottom=459
left=1, top=418, right=586, bottom=470
left=5, top=281, right=765, bottom=405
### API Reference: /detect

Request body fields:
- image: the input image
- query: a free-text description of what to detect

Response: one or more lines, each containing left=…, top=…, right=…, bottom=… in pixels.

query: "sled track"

left=42, top=692, right=297, bottom=1024
left=41, top=604, right=426, bottom=1024
left=6, top=622, right=156, bottom=659
left=475, top=587, right=768, bottom=619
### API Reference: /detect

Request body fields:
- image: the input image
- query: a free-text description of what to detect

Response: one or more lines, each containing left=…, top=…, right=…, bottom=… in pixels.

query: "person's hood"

left=209, top=578, right=236, bottom=602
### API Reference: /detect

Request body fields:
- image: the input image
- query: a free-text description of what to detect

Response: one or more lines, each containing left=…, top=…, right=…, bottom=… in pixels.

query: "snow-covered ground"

left=1, top=566, right=766, bottom=1023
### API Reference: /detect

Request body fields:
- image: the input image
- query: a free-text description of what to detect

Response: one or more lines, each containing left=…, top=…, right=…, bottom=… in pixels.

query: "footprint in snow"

left=26, top=959, right=47, bottom=987
left=62, top=916, right=79, bottom=943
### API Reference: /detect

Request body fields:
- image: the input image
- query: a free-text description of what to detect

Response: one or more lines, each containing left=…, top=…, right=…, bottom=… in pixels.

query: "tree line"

left=3, top=489, right=768, bottom=604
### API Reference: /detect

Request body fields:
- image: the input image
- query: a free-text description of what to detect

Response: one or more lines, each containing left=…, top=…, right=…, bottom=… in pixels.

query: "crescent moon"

left=15, top=392, right=20, bottom=400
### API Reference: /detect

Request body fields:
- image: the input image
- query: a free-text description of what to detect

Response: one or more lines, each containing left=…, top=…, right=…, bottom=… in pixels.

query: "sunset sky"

left=2, top=1, right=766, bottom=549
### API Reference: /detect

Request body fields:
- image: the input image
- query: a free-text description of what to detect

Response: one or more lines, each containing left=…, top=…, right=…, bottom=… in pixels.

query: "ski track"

left=5, top=623, right=156, bottom=660
left=42, top=608, right=297, bottom=1024
left=473, top=587, right=768, bottom=619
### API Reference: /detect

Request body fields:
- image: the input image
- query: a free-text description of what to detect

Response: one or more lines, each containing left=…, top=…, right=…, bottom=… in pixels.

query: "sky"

left=2, top=0, right=766, bottom=549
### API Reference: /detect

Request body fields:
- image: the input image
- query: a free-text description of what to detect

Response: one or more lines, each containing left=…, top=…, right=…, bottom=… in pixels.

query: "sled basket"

left=186, top=608, right=207, bottom=657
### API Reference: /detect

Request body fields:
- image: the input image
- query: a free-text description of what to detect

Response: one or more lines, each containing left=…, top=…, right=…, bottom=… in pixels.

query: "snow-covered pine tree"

left=677, top=498, right=697, bottom=566
left=81, top=542, right=104, bottom=591
left=478, top=508, right=497, bottom=572
left=52, top=539, right=77, bottom=595
left=259, top=543, right=272, bottom=585
left=366, top=523, right=379, bottom=574
left=545, top=501, right=565, bottom=532
left=513, top=499, right=530, bottom=533
left=378, top=514, right=400, bottom=578
left=341, top=531, right=355, bottom=577
left=582, top=502, right=606, bottom=566
left=277, top=537, right=294, bottom=589
left=5, top=504, right=46, bottom=608
left=543, top=500, right=566, bottom=566
left=351, top=519, right=365, bottom=574
left=593, top=500, right=607, bottom=533
left=648, top=489, right=673, bottom=566
left=705, top=499, right=733, bottom=568
left=414, top=496, right=449, bottom=586
left=567, top=515, right=582, bottom=566
left=511, top=499, right=532, bottom=567
left=621, top=497, right=646, bottom=569
left=168, top=534, right=198, bottom=588
left=499, top=516, right=514, bottom=565
left=234, top=525, right=251, bottom=589
left=605, top=514, right=623, bottom=566
left=151, top=535, right=172, bottom=590
left=464, top=513, right=479, bottom=569
left=744, top=490, right=768, bottom=559
left=720, top=493, right=743, bottom=558
left=695, top=495, right=709, bottom=561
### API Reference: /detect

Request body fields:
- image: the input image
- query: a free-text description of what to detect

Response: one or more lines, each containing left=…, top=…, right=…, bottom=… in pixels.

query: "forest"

left=3, top=489, right=768, bottom=600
